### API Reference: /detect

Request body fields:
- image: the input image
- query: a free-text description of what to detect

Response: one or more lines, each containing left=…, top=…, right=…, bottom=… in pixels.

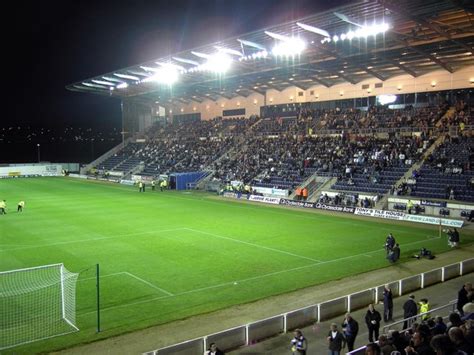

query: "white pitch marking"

left=124, top=272, right=174, bottom=296
left=77, top=272, right=126, bottom=282
left=185, top=228, right=322, bottom=263
left=79, top=234, right=443, bottom=316
left=0, top=227, right=187, bottom=252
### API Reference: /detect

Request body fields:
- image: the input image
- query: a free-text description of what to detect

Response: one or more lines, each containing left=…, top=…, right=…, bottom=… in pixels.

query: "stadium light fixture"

left=265, top=30, right=307, bottom=56
left=143, top=65, right=180, bottom=85
left=116, top=82, right=129, bottom=89
left=203, top=52, right=233, bottom=73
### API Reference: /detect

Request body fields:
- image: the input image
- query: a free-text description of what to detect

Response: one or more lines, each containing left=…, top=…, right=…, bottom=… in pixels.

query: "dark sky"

left=7, top=0, right=349, bottom=130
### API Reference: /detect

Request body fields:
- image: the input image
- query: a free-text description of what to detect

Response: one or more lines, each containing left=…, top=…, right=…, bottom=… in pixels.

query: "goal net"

left=0, top=263, right=79, bottom=350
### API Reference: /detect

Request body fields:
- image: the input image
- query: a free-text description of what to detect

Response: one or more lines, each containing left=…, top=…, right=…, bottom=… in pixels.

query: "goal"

left=0, top=263, right=79, bottom=350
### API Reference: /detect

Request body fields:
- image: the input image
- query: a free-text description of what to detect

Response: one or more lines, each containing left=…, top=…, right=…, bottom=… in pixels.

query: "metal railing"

left=144, top=258, right=473, bottom=355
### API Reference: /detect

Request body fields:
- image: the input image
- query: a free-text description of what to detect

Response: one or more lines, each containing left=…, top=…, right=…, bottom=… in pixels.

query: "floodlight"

left=332, top=35, right=339, bottom=42
left=116, top=82, right=129, bottom=89
left=272, top=38, right=306, bottom=56
left=203, top=52, right=233, bottom=73
left=143, top=65, right=179, bottom=85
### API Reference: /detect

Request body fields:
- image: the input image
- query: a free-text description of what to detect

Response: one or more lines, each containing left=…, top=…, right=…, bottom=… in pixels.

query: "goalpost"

left=0, top=263, right=79, bottom=350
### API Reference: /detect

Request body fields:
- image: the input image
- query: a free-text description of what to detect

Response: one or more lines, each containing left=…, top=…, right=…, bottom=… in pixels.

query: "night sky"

left=3, top=0, right=348, bottom=162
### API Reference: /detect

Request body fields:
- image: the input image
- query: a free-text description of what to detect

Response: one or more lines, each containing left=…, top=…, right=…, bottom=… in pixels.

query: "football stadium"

left=2, top=0, right=474, bottom=354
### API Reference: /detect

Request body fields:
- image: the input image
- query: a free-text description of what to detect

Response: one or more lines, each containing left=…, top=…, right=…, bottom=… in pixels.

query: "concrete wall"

left=164, top=66, right=474, bottom=120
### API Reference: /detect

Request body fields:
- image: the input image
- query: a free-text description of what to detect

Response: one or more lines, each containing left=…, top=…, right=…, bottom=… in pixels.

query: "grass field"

left=1, top=177, right=473, bottom=354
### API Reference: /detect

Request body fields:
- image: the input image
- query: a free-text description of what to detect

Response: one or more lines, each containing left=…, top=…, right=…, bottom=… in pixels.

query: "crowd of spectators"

left=361, top=282, right=474, bottom=355
left=88, top=99, right=473, bottom=202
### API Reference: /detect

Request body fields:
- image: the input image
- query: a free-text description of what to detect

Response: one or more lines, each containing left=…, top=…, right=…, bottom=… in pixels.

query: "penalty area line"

left=78, top=235, right=443, bottom=316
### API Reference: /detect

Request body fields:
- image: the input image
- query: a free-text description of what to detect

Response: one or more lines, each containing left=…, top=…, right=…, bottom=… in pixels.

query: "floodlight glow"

left=271, top=38, right=306, bottom=56
left=116, top=82, right=129, bottom=89
left=347, top=31, right=355, bottom=40
left=378, top=94, right=397, bottom=105
left=203, top=52, right=233, bottom=73
left=143, top=65, right=179, bottom=85
left=332, top=35, right=339, bottom=42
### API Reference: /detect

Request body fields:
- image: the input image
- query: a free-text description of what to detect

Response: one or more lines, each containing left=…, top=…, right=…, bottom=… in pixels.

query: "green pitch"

left=1, top=177, right=472, bottom=353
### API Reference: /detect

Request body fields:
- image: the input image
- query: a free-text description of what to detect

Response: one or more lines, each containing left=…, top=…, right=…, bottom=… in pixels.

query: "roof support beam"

left=313, top=43, right=388, bottom=81
left=378, top=0, right=473, bottom=53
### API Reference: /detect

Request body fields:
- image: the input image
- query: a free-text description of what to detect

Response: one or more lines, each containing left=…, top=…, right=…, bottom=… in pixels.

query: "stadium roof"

left=66, top=0, right=474, bottom=106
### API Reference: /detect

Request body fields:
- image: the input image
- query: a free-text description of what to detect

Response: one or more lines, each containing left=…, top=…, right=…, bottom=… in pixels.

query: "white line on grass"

left=0, top=227, right=187, bottom=252
left=77, top=272, right=126, bottom=282
left=79, top=235, right=441, bottom=316
left=184, top=228, right=322, bottom=263
left=124, top=272, right=174, bottom=296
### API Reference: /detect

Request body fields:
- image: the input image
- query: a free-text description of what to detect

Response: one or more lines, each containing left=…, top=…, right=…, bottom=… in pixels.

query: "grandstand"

left=2, top=0, right=473, bottom=353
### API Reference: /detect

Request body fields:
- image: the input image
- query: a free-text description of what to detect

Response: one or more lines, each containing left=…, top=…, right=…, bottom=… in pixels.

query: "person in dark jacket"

left=457, top=282, right=472, bottom=316
left=403, top=294, right=418, bottom=330
left=365, top=304, right=382, bottom=343
left=205, top=342, right=224, bottom=355
left=342, top=313, right=359, bottom=352
left=405, top=329, right=435, bottom=355
left=383, top=284, right=394, bottom=322
left=327, top=323, right=346, bottom=355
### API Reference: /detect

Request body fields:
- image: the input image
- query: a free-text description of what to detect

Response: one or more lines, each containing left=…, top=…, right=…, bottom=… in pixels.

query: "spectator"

left=432, top=316, right=448, bottom=335
left=205, top=342, right=224, bottom=355
left=403, top=295, right=418, bottom=330
left=365, top=304, right=382, bottom=343
left=383, top=285, right=394, bottom=322
left=378, top=334, right=396, bottom=355
left=405, top=328, right=435, bottom=355
left=342, top=313, right=359, bottom=352
left=365, top=342, right=381, bottom=355
left=448, top=327, right=474, bottom=354
left=430, top=334, right=462, bottom=355
left=457, top=283, right=473, bottom=316
left=290, top=329, right=307, bottom=355
left=327, top=323, right=346, bottom=355
left=462, top=302, right=474, bottom=321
